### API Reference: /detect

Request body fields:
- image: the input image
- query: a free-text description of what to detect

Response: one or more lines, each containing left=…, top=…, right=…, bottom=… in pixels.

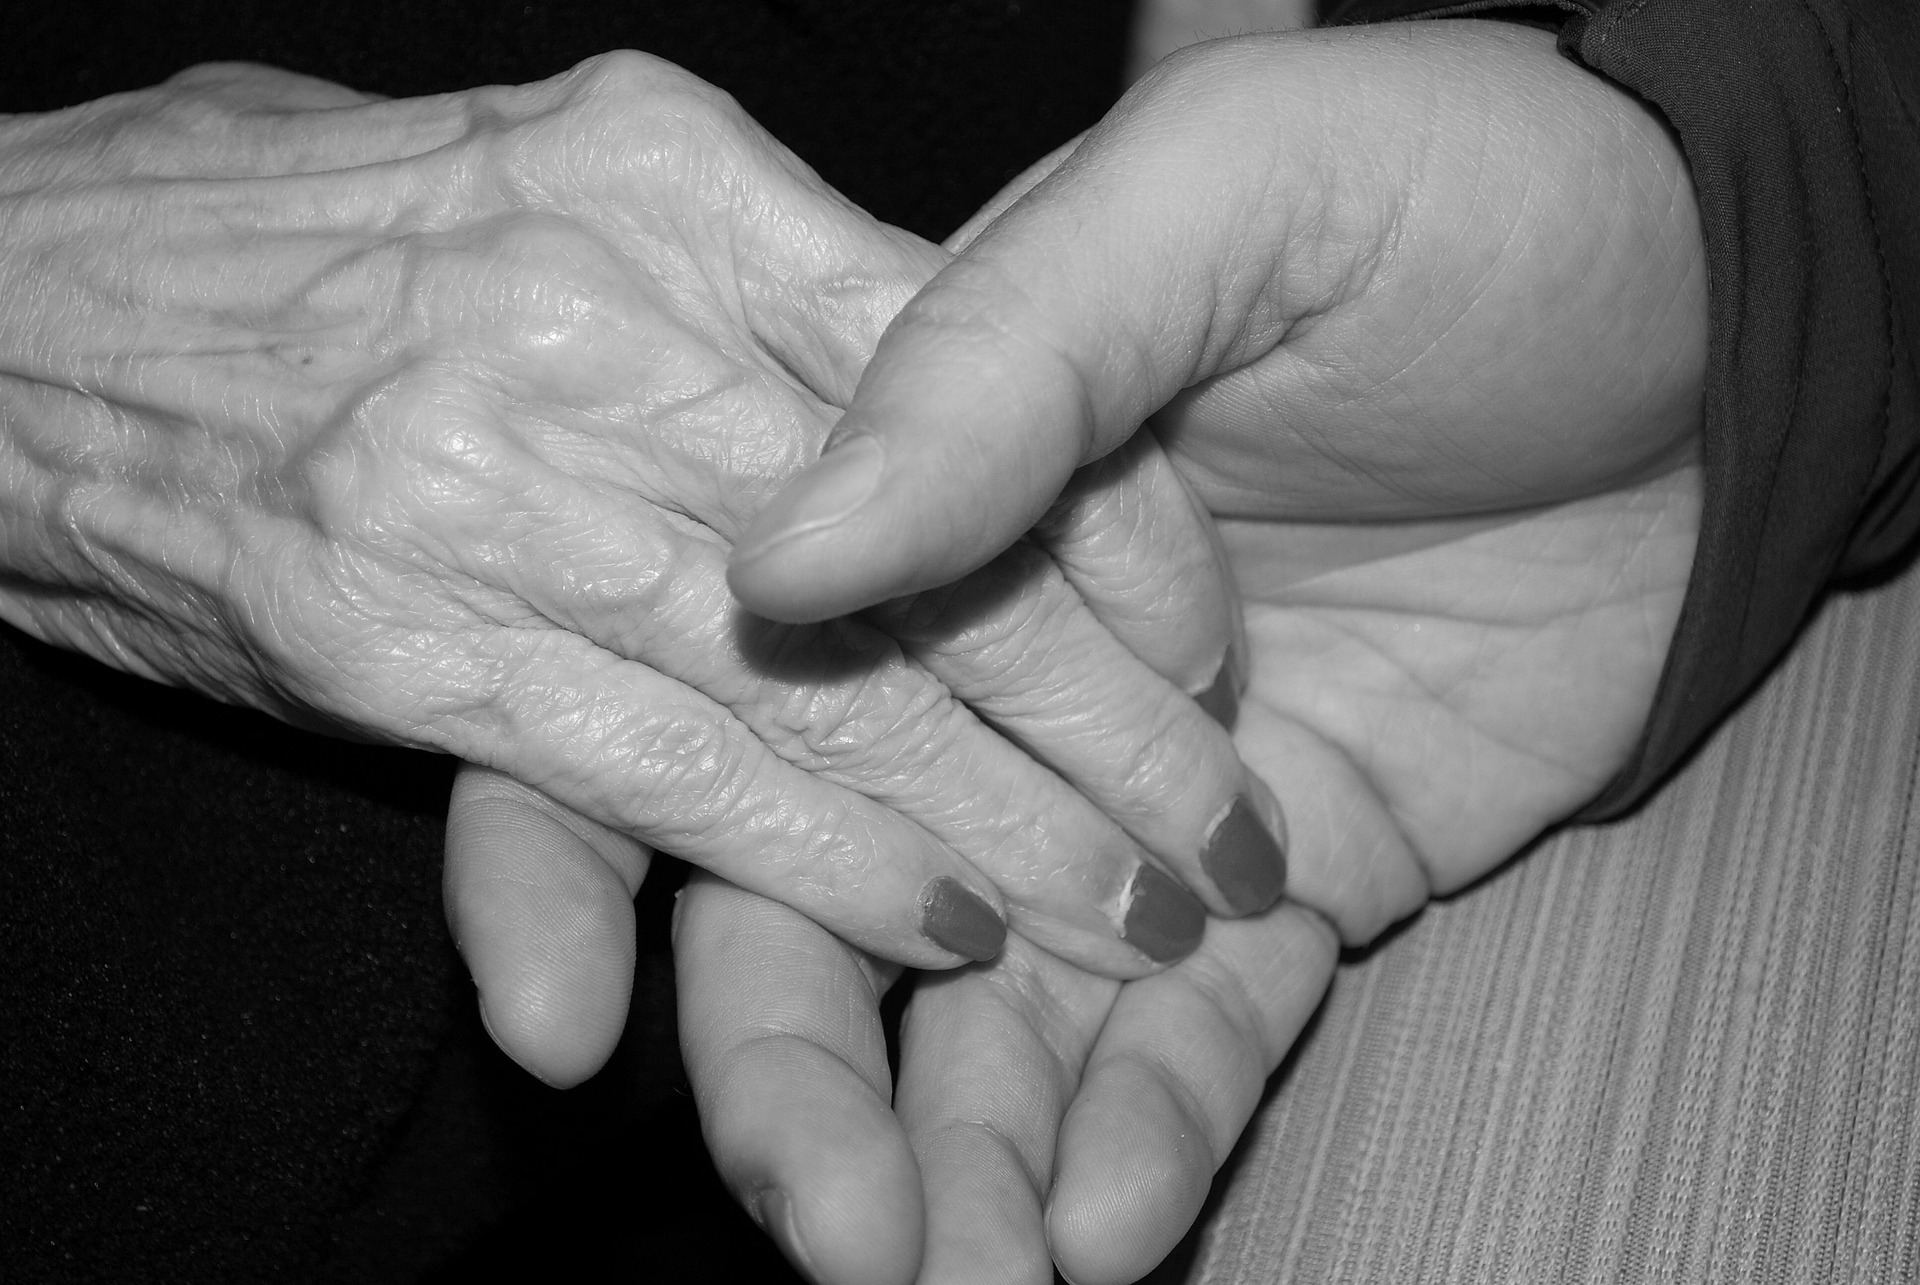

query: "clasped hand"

left=453, top=21, right=1708, bottom=1285
left=0, top=19, right=1710, bottom=1285
left=0, top=55, right=1286, bottom=988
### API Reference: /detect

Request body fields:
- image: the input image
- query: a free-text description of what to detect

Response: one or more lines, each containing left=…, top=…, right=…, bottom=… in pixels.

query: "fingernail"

left=754, top=1188, right=817, bottom=1279
left=1202, top=794, right=1288, bottom=916
left=1191, top=657, right=1239, bottom=729
left=1120, top=863, right=1206, bottom=963
left=920, top=876, right=1006, bottom=961
left=735, top=435, right=886, bottom=562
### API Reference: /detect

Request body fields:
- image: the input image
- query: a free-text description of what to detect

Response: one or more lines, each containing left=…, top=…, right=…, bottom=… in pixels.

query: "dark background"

left=1, top=0, right=1130, bottom=242
left=0, top=3, right=1129, bottom=1280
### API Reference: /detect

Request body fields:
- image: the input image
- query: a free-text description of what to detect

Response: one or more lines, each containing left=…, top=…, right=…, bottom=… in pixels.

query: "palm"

left=819, top=466, right=1705, bottom=1285
left=1222, top=463, right=1700, bottom=935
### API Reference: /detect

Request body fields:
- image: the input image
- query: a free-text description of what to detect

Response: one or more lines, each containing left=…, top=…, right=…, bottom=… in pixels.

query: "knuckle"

left=561, top=50, right=748, bottom=157
left=560, top=528, right=691, bottom=625
left=388, top=215, right=641, bottom=376
left=290, top=364, right=506, bottom=559
left=1116, top=690, right=1200, bottom=781
left=971, top=948, right=1103, bottom=1078
left=466, top=214, right=637, bottom=370
left=568, top=49, right=683, bottom=107
left=904, top=544, right=1066, bottom=661
left=162, top=61, right=288, bottom=101
left=151, top=82, right=233, bottom=133
left=493, top=682, right=763, bottom=837
left=360, top=368, right=492, bottom=500
left=743, top=622, right=961, bottom=775
left=626, top=729, right=882, bottom=910
left=623, top=706, right=751, bottom=808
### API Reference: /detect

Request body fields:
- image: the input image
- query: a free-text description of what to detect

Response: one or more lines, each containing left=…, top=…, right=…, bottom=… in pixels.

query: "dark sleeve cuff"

left=1328, top=0, right=1920, bottom=818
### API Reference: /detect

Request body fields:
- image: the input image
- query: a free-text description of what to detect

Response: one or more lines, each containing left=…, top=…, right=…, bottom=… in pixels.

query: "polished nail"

left=1191, top=657, right=1240, bottom=729
left=1121, top=863, right=1206, bottom=963
left=920, top=876, right=1006, bottom=961
left=1202, top=794, right=1288, bottom=915
left=734, top=434, right=885, bottom=562
left=753, top=1188, right=816, bottom=1278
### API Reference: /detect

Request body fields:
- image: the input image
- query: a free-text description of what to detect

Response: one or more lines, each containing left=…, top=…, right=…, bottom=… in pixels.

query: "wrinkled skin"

left=0, top=56, right=1282, bottom=976
left=448, top=22, right=1708, bottom=1284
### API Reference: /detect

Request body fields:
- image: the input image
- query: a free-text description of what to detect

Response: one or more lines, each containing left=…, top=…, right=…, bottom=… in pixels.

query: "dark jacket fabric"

left=1334, top=0, right=1920, bottom=815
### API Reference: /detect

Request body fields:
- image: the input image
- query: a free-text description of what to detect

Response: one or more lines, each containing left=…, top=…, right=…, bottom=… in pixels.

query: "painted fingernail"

left=734, top=435, right=885, bottom=562
left=1121, top=863, right=1206, bottom=963
left=920, top=876, right=1006, bottom=961
left=1202, top=794, right=1288, bottom=916
left=1191, top=658, right=1240, bottom=729
left=753, top=1188, right=817, bottom=1278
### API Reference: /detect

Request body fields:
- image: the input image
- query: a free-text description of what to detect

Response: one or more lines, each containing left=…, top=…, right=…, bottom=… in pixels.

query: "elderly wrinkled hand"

left=0, top=56, right=1278, bottom=977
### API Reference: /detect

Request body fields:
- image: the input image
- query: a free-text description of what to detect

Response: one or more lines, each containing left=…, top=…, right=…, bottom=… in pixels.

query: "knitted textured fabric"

left=1159, top=556, right=1920, bottom=1284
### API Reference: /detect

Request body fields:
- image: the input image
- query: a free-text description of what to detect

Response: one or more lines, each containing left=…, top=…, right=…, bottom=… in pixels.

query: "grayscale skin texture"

left=0, top=55, right=1281, bottom=978
left=453, top=23, right=1708, bottom=1285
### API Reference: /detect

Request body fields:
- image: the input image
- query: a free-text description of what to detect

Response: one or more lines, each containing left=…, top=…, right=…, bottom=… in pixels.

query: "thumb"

left=726, top=40, right=1341, bottom=623
left=443, top=764, right=652, bottom=1088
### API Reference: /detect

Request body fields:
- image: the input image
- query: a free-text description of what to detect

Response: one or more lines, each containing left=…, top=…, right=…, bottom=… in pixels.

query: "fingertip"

left=727, top=429, right=980, bottom=625
left=729, top=434, right=892, bottom=622
left=471, top=941, right=631, bottom=1089
left=1047, top=1060, right=1215, bottom=1285
left=729, top=259, right=1104, bottom=624
left=919, top=876, right=1007, bottom=963
left=726, top=529, right=916, bottom=627
left=1119, top=864, right=1207, bottom=965
left=783, top=1163, right=925, bottom=1285
left=476, top=993, right=593, bottom=1091
left=910, top=1123, right=1056, bottom=1285
left=726, top=434, right=1044, bottom=626
left=444, top=768, right=643, bottom=1088
left=705, top=1044, right=927, bottom=1285
left=749, top=1189, right=822, bottom=1284
left=1199, top=791, right=1289, bottom=918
